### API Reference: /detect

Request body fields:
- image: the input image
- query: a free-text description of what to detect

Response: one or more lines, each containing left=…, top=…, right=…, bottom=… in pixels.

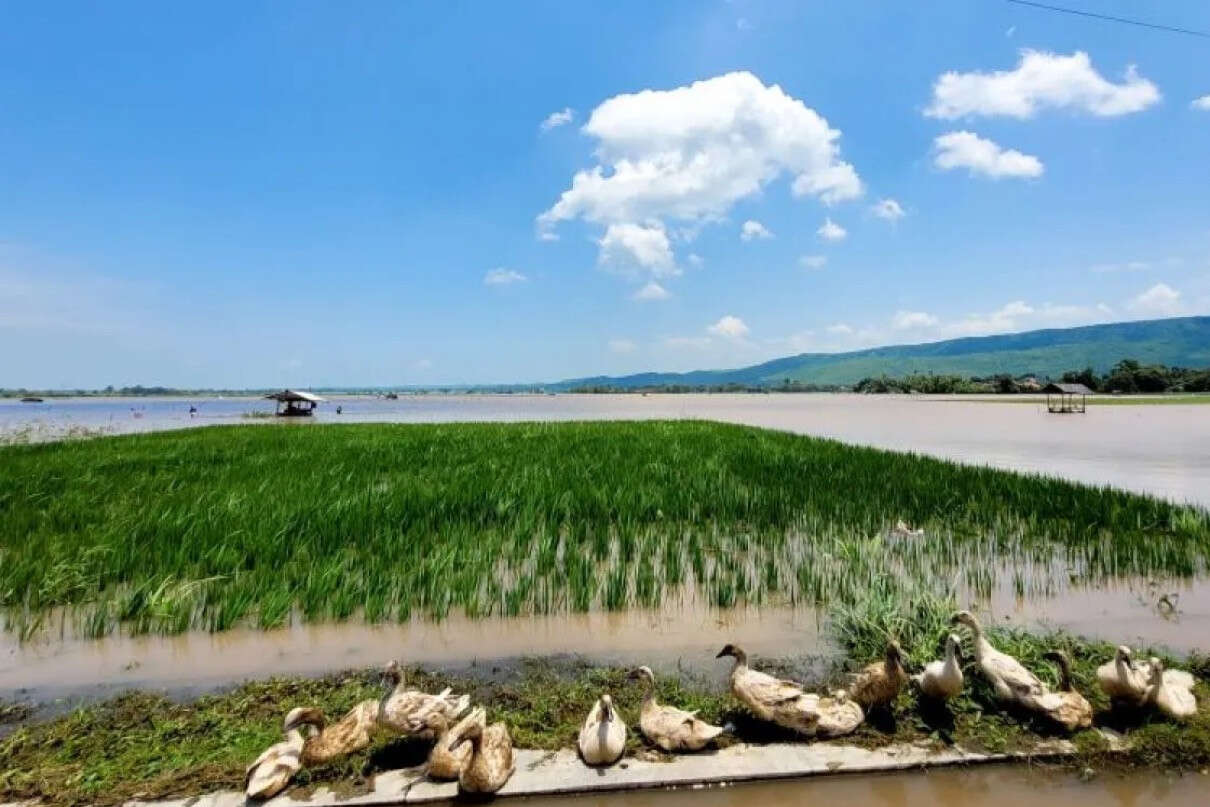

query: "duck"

left=578, top=693, right=627, bottom=766
left=378, top=660, right=471, bottom=737
left=850, top=639, right=910, bottom=709
left=798, top=688, right=865, bottom=738
left=245, top=718, right=305, bottom=799
left=425, top=709, right=479, bottom=780
left=716, top=643, right=804, bottom=721
left=1025, top=650, right=1092, bottom=731
left=1144, top=657, right=1198, bottom=721
left=951, top=610, right=1043, bottom=703
left=913, top=633, right=964, bottom=701
left=629, top=666, right=724, bottom=752
left=457, top=708, right=516, bottom=794
left=280, top=699, right=379, bottom=766
left=1097, top=646, right=1195, bottom=705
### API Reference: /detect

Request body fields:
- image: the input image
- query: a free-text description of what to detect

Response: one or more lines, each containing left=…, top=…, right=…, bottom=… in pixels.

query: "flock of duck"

left=245, top=611, right=1198, bottom=801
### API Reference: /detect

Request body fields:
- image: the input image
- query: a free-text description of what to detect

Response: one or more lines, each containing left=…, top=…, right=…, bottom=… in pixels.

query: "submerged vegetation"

left=2, top=594, right=1206, bottom=807
left=2, top=421, right=1209, bottom=637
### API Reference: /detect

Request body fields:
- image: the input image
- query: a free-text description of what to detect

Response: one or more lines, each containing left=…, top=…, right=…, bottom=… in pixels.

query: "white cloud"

left=414, top=358, right=434, bottom=370
left=483, top=268, right=528, bottom=286
left=540, top=107, right=574, bottom=131
left=1128, top=283, right=1184, bottom=317
left=925, top=50, right=1160, bottom=119
left=740, top=219, right=773, bottom=241
left=608, top=338, right=637, bottom=354
left=800, top=254, right=827, bottom=270
left=871, top=198, right=905, bottom=222
left=933, top=131, right=1043, bottom=179
left=633, top=280, right=671, bottom=301
left=1192, top=95, right=1210, bottom=111
left=826, top=323, right=853, bottom=335
left=817, top=217, right=847, bottom=241
left=687, top=253, right=704, bottom=267
left=892, top=310, right=940, bottom=330
left=537, top=71, right=864, bottom=260
left=598, top=222, right=677, bottom=276
left=707, top=315, right=750, bottom=339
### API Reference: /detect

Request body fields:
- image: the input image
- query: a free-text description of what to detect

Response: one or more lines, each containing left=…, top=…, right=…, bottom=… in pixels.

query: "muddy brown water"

left=518, top=767, right=1210, bottom=807
left=4, top=577, right=1208, bottom=707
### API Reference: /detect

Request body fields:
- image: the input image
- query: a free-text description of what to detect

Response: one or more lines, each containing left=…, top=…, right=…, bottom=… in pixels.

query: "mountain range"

left=553, top=316, right=1210, bottom=390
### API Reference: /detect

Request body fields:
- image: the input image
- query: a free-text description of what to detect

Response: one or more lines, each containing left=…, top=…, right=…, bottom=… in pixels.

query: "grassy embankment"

left=2, top=593, right=1207, bottom=807
left=2, top=421, right=1209, bottom=637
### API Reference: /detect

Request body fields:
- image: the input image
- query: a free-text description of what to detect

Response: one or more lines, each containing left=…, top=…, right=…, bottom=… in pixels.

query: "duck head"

left=1115, top=645, right=1135, bottom=669
left=944, top=633, right=963, bottom=660
left=715, top=643, right=747, bottom=664
left=950, top=610, right=981, bottom=634
left=1146, top=657, right=1165, bottom=686
left=627, top=665, right=656, bottom=687
left=283, top=706, right=325, bottom=735
left=885, top=639, right=905, bottom=668
left=1042, top=650, right=1074, bottom=691
left=599, top=694, right=616, bottom=722
left=380, top=659, right=403, bottom=689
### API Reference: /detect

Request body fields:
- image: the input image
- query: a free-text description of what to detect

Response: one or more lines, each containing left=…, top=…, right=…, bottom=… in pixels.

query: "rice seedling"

left=0, top=420, right=1207, bottom=636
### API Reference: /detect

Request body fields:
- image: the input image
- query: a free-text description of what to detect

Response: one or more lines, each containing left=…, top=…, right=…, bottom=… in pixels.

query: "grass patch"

left=2, top=421, right=1208, bottom=636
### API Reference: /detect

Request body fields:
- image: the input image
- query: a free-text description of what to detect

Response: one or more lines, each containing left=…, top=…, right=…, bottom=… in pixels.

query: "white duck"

left=245, top=717, right=305, bottom=800
left=951, top=610, right=1043, bottom=704
left=629, top=666, right=724, bottom=752
left=1144, top=657, right=1198, bottom=721
left=1097, top=646, right=1195, bottom=705
left=913, top=633, right=965, bottom=701
left=716, top=643, right=804, bottom=721
left=378, top=660, right=471, bottom=737
left=578, top=694, right=627, bottom=766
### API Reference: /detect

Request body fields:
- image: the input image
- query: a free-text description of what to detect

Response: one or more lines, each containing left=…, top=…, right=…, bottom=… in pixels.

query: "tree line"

left=853, top=359, right=1210, bottom=395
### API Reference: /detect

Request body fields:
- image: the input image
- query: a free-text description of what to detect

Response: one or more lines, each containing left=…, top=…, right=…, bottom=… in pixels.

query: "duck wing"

left=984, top=651, right=1043, bottom=695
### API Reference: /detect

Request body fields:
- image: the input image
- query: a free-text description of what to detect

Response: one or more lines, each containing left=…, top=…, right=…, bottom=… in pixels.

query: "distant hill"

left=554, top=316, right=1210, bottom=389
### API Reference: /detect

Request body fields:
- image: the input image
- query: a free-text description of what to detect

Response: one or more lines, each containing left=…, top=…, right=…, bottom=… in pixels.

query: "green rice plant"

left=0, top=420, right=1207, bottom=635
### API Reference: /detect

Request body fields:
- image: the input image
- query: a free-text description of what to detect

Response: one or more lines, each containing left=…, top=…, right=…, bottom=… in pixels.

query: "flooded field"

left=521, top=766, right=1210, bottom=807
left=5, top=576, right=1207, bottom=706
left=4, top=393, right=1209, bottom=506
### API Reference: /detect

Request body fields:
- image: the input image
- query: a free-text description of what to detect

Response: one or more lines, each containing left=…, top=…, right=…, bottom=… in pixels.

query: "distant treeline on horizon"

left=5, top=359, right=1210, bottom=399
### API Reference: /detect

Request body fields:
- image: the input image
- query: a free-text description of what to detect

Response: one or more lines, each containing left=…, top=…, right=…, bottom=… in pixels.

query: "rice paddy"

left=2, top=420, right=1208, bottom=637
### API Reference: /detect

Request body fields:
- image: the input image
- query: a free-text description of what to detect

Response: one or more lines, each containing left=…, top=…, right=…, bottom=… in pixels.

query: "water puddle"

left=516, top=766, right=1209, bottom=807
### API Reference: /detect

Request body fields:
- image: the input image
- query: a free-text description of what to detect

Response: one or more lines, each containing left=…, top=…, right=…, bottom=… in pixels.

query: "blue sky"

left=2, top=1, right=1208, bottom=388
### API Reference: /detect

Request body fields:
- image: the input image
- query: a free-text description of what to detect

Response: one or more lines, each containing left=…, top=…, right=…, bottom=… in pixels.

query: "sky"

left=1, top=1, right=1209, bottom=389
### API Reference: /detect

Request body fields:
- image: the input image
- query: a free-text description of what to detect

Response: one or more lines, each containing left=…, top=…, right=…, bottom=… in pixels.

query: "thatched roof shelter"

left=264, top=389, right=325, bottom=416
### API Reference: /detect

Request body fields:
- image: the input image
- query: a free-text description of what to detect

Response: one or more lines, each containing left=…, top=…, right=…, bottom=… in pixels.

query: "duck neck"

left=943, top=642, right=960, bottom=673
left=1053, top=657, right=1073, bottom=692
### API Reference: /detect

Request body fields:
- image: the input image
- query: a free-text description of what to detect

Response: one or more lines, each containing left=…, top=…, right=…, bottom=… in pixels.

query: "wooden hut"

left=265, top=389, right=326, bottom=417
left=1042, top=382, right=1091, bottom=414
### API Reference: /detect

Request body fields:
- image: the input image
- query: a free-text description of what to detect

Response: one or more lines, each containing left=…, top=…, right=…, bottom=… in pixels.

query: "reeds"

left=2, top=421, right=1207, bottom=637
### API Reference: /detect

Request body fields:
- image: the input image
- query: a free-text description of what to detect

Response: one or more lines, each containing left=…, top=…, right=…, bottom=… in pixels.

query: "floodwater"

left=5, top=577, right=1208, bottom=706
left=3, top=393, right=1209, bottom=506
left=520, top=766, right=1210, bottom=807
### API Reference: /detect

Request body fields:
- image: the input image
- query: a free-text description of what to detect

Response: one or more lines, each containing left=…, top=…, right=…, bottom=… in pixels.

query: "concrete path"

left=68, top=733, right=1117, bottom=807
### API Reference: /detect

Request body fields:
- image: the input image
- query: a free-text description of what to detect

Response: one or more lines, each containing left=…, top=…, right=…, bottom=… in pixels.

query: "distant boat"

left=20, top=396, right=43, bottom=403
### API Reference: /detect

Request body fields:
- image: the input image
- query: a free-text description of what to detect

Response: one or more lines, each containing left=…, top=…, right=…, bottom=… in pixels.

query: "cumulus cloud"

left=925, top=50, right=1160, bottom=119
left=871, top=198, right=905, bottom=222
left=536, top=71, right=863, bottom=267
left=608, top=338, right=637, bottom=353
left=800, top=254, right=827, bottom=270
left=1192, top=95, right=1210, bottom=111
left=707, top=315, right=750, bottom=339
left=892, top=310, right=940, bottom=330
left=933, top=131, right=1043, bottom=179
left=1129, top=283, right=1184, bottom=317
left=632, top=281, right=671, bottom=301
left=598, top=222, right=677, bottom=276
left=740, top=219, right=773, bottom=241
left=540, top=107, right=574, bottom=131
left=817, top=217, right=847, bottom=241
left=484, top=268, right=528, bottom=285
left=826, top=323, right=854, bottom=335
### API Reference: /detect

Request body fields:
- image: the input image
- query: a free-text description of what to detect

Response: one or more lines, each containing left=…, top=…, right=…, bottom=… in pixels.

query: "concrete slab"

left=102, top=733, right=1120, bottom=807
